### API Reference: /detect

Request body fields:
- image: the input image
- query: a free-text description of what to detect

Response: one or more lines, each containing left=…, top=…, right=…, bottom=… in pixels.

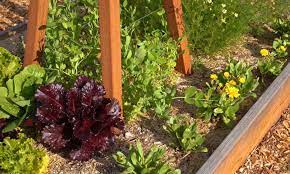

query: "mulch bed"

left=237, top=108, right=290, bottom=174
left=0, top=1, right=289, bottom=174
left=0, top=0, right=29, bottom=31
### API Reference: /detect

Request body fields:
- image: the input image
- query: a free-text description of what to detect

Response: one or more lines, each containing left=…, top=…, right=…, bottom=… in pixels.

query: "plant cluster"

left=34, top=76, right=124, bottom=161
left=44, top=0, right=101, bottom=83
left=45, top=0, right=178, bottom=120
left=0, top=47, right=22, bottom=85
left=0, top=133, right=49, bottom=174
left=163, top=116, right=207, bottom=152
left=114, top=141, right=181, bottom=174
left=258, top=38, right=289, bottom=77
left=182, top=0, right=287, bottom=54
left=122, top=31, right=178, bottom=120
left=274, top=16, right=290, bottom=38
left=0, top=49, right=45, bottom=139
left=184, top=60, right=259, bottom=125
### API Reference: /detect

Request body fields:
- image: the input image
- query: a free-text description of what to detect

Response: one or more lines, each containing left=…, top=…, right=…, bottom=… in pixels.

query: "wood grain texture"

left=163, top=0, right=192, bottom=75
left=197, top=63, right=290, bottom=174
left=98, top=0, right=122, bottom=106
left=23, top=0, right=49, bottom=66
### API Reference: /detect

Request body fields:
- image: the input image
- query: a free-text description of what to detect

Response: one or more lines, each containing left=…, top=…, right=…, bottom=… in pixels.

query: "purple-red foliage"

left=35, top=76, right=124, bottom=161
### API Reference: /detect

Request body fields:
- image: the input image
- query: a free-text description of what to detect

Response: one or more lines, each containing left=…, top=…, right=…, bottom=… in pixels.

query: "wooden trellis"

left=23, top=0, right=191, bottom=106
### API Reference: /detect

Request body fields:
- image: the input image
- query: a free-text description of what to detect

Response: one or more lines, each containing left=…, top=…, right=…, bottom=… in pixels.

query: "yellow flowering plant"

left=258, top=38, right=289, bottom=77
left=183, top=60, right=259, bottom=125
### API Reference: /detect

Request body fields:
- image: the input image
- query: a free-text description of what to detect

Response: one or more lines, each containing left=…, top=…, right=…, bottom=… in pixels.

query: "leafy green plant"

left=44, top=0, right=178, bottom=120
left=258, top=56, right=286, bottom=77
left=183, top=60, right=259, bottom=125
left=163, top=116, right=207, bottom=152
left=258, top=38, right=289, bottom=77
left=0, top=47, right=22, bottom=85
left=182, top=0, right=286, bottom=54
left=0, top=64, right=45, bottom=134
left=272, top=38, right=289, bottom=58
left=274, top=17, right=290, bottom=37
left=122, top=31, right=178, bottom=120
left=114, top=141, right=181, bottom=174
left=44, top=0, right=101, bottom=84
left=0, top=133, right=49, bottom=174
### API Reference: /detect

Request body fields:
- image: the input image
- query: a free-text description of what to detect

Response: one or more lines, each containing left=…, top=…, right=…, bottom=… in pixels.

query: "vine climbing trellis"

left=23, top=0, right=192, bottom=107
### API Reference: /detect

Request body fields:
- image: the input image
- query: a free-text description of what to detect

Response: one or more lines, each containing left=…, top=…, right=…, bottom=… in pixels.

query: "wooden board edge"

left=196, top=63, right=290, bottom=174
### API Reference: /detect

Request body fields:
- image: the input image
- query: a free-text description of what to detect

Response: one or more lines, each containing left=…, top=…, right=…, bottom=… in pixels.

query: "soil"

left=0, top=1, right=289, bottom=174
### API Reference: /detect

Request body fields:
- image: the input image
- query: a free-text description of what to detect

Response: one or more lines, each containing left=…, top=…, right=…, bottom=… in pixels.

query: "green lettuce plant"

left=163, top=116, right=207, bottom=152
left=0, top=47, right=22, bottom=85
left=0, top=64, right=45, bottom=133
left=113, top=141, right=181, bottom=174
left=0, top=133, right=49, bottom=174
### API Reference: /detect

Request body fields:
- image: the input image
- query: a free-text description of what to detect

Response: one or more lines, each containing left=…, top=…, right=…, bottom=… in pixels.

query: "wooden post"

left=98, top=0, right=122, bottom=106
left=24, top=0, right=49, bottom=66
left=163, top=0, right=192, bottom=75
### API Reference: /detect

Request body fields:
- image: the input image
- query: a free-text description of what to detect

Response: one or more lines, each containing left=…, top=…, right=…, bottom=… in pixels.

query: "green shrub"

left=0, top=47, right=22, bottom=85
left=163, top=116, right=207, bottom=152
left=0, top=133, right=49, bottom=174
left=113, top=141, right=181, bottom=174
left=184, top=60, right=259, bottom=125
left=182, top=0, right=287, bottom=54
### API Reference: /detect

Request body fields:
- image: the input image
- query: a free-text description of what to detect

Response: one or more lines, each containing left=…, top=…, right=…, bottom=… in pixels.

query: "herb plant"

left=184, top=60, right=259, bottom=125
left=114, top=141, right=181, bottom=174
left=35, top=76, right=124, bottom=161
left=163, top=116, right=207, bottom=152
left=0, top=47, right=22, bottom=85
left=0, top=133, right=49, bottom=174
left=0, top=64, right=45, bottom=139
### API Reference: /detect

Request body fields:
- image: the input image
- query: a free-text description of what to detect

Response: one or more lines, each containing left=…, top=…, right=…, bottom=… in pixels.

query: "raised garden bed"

left=1, top=1, right=290, bottom=174
left=197, top=63, right=290, bottom=174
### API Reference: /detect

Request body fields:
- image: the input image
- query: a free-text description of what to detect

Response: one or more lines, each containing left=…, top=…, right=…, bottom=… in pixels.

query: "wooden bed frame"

left=197, top=63, right=290, bottom=174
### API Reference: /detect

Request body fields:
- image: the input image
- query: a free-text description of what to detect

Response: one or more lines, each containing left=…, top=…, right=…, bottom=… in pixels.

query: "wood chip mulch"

left=237, top=108, right=290, bottom=174
left=0, top=0, right=29, bottom=31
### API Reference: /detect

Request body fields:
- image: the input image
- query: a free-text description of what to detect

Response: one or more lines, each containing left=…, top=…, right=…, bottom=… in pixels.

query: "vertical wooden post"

left=163, top=0, right=192, bottom=75
left=24, top=0, right=49, bottom=66
left=98, top=0, right=122, bottom=106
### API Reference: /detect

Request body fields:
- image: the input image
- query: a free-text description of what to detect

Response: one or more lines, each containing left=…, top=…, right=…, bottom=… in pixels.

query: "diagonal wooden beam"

left=24, top=0, right=49, bottom=66
left=98, top=0, right=122, bottom=106
left=163, top=0, right=192, bottom=75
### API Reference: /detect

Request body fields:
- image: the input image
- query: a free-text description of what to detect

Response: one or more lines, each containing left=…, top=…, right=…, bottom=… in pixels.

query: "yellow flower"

left=210, top=74, right=218, bottom=80
left=224, top=72, right=230, bottom=78
left=279, top=46, right=287, bottom=52
left=225, top=86, right=240, bottom=99
left=260, top=49, right=269, bottom=57
left=218, top=83, right=223, bottom=87
left=239, top=77, right=246, bottom=84
left=229, top=80, right=237, bottom=86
